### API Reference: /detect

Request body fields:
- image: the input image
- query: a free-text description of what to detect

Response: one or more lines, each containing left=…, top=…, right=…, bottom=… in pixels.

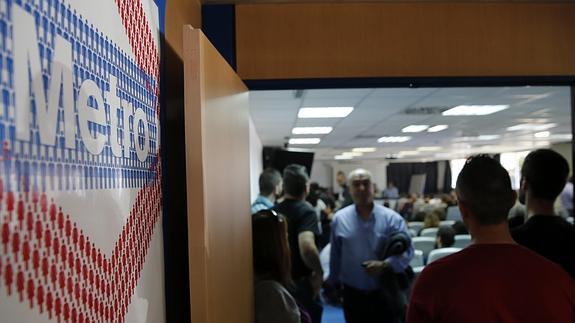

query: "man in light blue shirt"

left=383, top=181, right=399, bottom=199
left=329, top=169, right=413, bottom=323
left=251, top=168, right=282, bottom=214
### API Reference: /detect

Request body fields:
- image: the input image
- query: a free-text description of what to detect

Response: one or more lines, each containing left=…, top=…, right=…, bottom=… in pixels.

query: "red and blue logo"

left=0, top=0, right=164, bottom=321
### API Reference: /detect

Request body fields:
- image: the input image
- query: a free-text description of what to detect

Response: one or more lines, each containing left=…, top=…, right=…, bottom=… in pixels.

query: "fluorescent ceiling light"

left=452, top=137, right=474, bottom=142
left=402, top=125, right=429, bottom=133
left=507, top=123, right=557, bottom=131
left=342, top=152, right=363, bottom=157
left=398, top=151, right=419, bottom=156
left=352, top=147, right=377, bottom=153
left=477, top=135, right=501, bottom=141
left=417, top=146, right=441, bottom=152
left=454, top=135, right=500, bottom=142
left=377, top=136, right=411, bottom=143
left=292, top=127, right=333, bottom=135
left=442, top=105, right=509, bottom=116
left=549, top=133, right=572, bottom=140
left=534, top=131, right=550, bottom=138
left=298, top=107, right=354, bottom=118
left=427, top=125, right=448, bottom=132
left=288, top=138, right=321, bottom=145
left=435, top=153, right=454, bottom=159
left=334, top=155, right=353, bottom=160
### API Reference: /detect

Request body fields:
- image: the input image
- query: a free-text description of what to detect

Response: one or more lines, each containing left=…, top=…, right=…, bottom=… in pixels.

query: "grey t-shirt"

left=255, top=280, right=301, bottom=323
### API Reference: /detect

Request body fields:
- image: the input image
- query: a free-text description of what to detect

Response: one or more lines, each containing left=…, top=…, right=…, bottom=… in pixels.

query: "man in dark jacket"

left=512, top=149, right=575, bottom=278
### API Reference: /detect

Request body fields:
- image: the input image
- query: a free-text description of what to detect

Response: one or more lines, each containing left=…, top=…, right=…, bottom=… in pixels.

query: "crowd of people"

left=251, top=149, right=575, bottom=323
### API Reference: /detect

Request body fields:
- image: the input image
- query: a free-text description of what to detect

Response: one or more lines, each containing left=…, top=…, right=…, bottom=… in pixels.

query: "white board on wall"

left=409, top=174, right=427, bottom=196
left=0, top=0, right=166, bottom=322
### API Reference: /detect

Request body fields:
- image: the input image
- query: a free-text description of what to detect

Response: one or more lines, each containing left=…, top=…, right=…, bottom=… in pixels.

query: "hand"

left=362, top=260, right=387, bottom=277
left=309, top=270, right=324, bottom=298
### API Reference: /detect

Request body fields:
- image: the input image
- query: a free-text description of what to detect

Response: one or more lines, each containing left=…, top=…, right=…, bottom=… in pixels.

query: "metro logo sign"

left=0, top=0, right=164, bottom=322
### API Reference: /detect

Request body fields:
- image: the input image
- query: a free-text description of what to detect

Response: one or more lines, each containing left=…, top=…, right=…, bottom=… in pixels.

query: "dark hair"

left=306, top=182, right=320, bottom=207
left=436, top=226, right=455, bottom=248
left=456, top=155, right=515, bottom=225
left=322, top=196, right=336, bottom=210
left=413, top=211, right=427, bottom=222
left=521, top=149, right=569, bottom=201
left=452, top=220, right=469, bottom=235
left=259, top=168, right=282, bottom=196
left=283, top=164, right=309, bottom=197
left=252, top=210, right=292, bottom=287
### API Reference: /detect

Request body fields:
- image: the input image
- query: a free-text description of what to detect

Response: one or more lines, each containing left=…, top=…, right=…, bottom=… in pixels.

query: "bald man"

left=329, top=169, right=414, bottom=323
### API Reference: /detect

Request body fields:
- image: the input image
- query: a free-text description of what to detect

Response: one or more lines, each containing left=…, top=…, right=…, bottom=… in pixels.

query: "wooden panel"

left=167, top=0, right=202, bottom=58
left=163, top=2, right=202, bottom=321
left=236, top=3, right=575, bottom=79
left=183, top=27, right=252, bottom=323
left=165, top=0, right=201, bottom=98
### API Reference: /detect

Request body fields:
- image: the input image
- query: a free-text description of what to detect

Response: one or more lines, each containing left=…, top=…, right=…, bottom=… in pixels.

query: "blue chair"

left=446, top=206, right=462, bottom=221
left=454, top=234, right=472, bottom=248
left=427, top=247, right=462, bottom=264
left=420, top=227, right=439, bottom=238
left=412, top=236, right=436, bottom=263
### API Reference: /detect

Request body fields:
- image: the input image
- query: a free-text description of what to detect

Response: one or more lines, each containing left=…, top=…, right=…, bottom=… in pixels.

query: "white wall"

left=551, top=141, right=573, bottom=176
left=310, top=161, right=333, bottom=188
left=249, top=116, right=263, bottom=202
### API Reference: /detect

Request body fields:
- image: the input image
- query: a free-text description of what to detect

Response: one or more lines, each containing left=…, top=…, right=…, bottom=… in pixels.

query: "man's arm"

left=298, top=231, right=323, bottom=296
left=385, top=214, right=415, bottom=273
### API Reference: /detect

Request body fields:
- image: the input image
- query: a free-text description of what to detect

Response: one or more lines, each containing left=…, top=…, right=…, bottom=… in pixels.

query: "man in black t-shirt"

left=273, top=164, right=323, bottom=323
left=513, top=149, right=575, bottom=278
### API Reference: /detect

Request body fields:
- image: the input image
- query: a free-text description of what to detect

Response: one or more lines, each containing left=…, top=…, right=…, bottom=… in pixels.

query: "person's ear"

left=275, top=182, right=283, bottom=196
left=520, top=177, right=529, bottom=191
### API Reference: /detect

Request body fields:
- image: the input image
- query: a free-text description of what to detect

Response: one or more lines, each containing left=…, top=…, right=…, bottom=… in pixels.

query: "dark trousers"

left=294, top=277, right=323, bottom=323
left=342, top=285, right=396, bottom=323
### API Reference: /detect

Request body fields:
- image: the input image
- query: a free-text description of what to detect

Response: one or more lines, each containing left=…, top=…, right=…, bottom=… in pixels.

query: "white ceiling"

left=249, top=86, right=572, bottom=162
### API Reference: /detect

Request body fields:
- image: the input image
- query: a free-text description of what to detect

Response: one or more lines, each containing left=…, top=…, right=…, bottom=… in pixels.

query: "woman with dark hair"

left=435, top=226, right=456, bottom=248
left=253, top=209, right=303, bottom=323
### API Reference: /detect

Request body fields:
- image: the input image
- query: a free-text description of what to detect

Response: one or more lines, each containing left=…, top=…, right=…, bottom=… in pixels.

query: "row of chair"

left=410, top=247, right=462, bottom=267
left=411, top=235, right=471, bottom=262
left=410, top=247, right=462, bottom=274
left=408, top=221, right=456, bottom=237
